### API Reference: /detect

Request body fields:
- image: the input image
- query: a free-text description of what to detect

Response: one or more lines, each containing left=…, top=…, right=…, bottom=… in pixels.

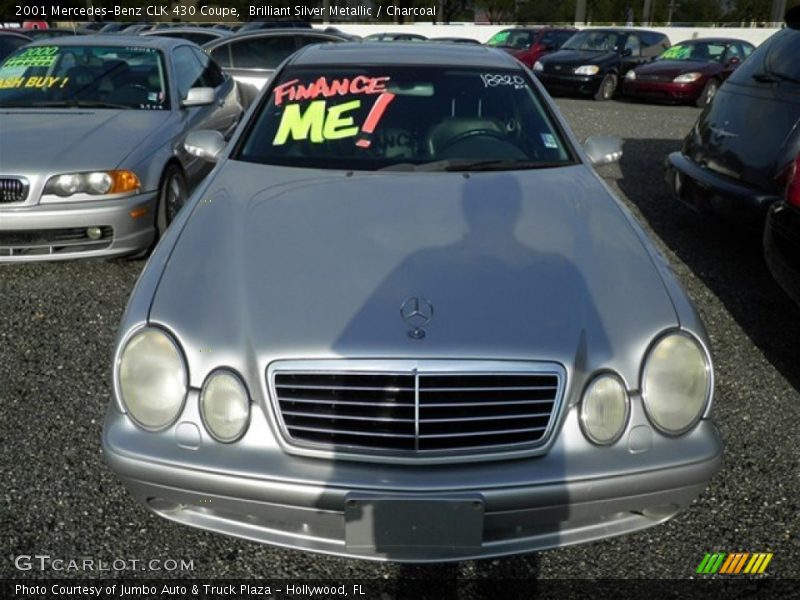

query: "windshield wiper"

left=0, top=99, right=132, bottom=109
left=64, top=99, right=133, bottom=109
left=752, top=70, right=800, bottom=84
left=444, top=160, right=567, bottom=172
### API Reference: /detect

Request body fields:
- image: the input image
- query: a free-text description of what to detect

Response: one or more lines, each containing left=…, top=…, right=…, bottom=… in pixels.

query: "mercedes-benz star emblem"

left=400, top=297, right=434, bottom=339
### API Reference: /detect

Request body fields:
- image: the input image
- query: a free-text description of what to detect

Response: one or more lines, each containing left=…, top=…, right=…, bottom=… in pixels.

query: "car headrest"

left=426, top=117, right=504, bottom=156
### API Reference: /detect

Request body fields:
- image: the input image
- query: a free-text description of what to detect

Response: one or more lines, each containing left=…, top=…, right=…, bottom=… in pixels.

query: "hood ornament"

left=400, top=297, right=433, bottom=339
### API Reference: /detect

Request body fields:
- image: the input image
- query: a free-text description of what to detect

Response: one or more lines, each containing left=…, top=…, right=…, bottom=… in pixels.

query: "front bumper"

left=764, top=202, right=800, bottom=306
left=665, top=151, right=779, bottom=224
left=624, top=80, right=703, bottom=103
left=0, top=191, right=157, bottom=262
left=103, top=390, right=723, bottom=562
left=535, top=72, right=603, bottom=97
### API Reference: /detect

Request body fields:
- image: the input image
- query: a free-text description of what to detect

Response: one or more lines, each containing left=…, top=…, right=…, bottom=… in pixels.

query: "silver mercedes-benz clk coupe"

left=0, top=35, right=242, bottom=260
left=103, top=42, right=723, bottom=562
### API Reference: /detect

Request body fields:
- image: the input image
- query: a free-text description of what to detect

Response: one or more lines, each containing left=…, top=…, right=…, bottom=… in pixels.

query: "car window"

left=729, top=29, right=800, bottom=85
left=624, top=35, right=641, bottom=57
left=639, top=32, right=670, bottom=57
left=540, top=32, right=556, bottom=48
left=209, top=43, right=231, bottom=68
left=724, top=44, right=741, bottom=62
left=741, top=43, right=754, bottom=58
left=556, top=31, right=574, bottom=47
left=0, top=36, right=27, bottom=61
left=237, top=66, right=574, bottom=171
left=191, top=46, right=224, bottom=88
left=230, top=36, right=297, bottom=70
left=486, top=29, right=533, bottom=50
left=173, top=46, right=204, bottom=98
left=0, top=44, right=169, bottom=109
left=561, top=31, right=621, bottom=53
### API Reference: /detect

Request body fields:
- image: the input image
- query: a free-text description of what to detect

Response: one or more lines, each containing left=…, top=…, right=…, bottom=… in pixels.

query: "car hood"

left=540, top=49, right=618, bottom=68
left=636, top=60, right=717, bottom=78
left=151, top=162, right=678, bottom=389
left=0, top=109, right=171, bottom=173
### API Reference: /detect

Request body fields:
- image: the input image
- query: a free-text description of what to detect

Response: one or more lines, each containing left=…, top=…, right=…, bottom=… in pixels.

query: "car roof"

left=290, top=41, right=520, bottom=69
left=205, top=28, right=347, bottom=48
left=0, top=30, right=32, bottom=39
left=142, top=27, right=230, bottom=36
left=674, top=37, right=752, bottom=45
left=25, top=34, right=187, bottom=49
left=582, top=27, right=664, bottom=35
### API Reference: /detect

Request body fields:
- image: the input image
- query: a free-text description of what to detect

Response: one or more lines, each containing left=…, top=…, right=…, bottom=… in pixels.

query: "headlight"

left=533, top=61, right=544, bottom=72
left=118, top=328, right=187, bottom=431
left=580, top=373, right=629, bottom=445
left=44, top=169, right=140, bottom=197
left=200, top=370, right=250, bottom=443
left=625, top=70, right=637, bottom=80
left=673, top=72, right=702, bottom=83
left=574, top=65, right=600, bottom=76
left=642, top=332, right=711, bottom=435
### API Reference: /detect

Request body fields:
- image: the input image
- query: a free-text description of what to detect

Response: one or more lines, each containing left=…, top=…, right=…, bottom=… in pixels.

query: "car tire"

left=156, top=164, right=187, bottom=238
left=696, top=79, right=719, bottom=108
left=594, top=74, right=618, bottom=101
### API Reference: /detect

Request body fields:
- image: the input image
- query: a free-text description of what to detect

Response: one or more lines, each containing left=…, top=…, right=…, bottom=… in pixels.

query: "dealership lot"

left=1, top=98, right=797, bottom=580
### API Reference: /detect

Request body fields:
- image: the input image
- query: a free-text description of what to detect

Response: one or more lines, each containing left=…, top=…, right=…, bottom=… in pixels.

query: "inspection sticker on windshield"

left=480, top=73, right=526, bottom=89
left=3, top=46, right=58, bottom=68
left=541, top=133, right=558, bottom=149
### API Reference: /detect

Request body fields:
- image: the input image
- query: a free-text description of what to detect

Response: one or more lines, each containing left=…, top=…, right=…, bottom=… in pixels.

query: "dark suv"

left=485, top=26, right=576, bottom=69
left=533, top=28, right=670, bottom=100
left=665, top=20, right=800, bottom=224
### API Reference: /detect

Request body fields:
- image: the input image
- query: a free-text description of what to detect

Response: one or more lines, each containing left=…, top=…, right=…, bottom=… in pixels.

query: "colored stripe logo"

left=696, top=552, right=773, bottom=574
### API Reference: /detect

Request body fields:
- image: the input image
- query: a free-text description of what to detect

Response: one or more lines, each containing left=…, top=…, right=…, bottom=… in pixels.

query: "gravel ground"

left=1, top=98, right=798, bottom=584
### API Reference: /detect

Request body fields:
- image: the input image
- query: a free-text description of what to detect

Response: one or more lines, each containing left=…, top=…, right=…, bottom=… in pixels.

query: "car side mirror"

left=181, top=87, right=215, bottom=107
left=584, top=135, right=623, bottom=166
left=184, top=129, right=226, bottom=162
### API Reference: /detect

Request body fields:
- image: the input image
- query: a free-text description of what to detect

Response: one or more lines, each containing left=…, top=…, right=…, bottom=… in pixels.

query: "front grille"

left=0, top=177, right=28, bottom=203
left=0, top=226, right=113, bottom=257
left=637, top=74, right=673, bottom=82
left=270, top=361, right=564, bottom=458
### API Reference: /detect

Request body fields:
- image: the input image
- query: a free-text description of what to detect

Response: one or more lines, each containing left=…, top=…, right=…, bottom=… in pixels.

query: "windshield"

left=237, top=66, right=573, bottom=171
left=0, top=44, right=169, bottom=109
left=486, top=30, right=534, bottom=50
left=657, top=41, right=726, bottom=63
left=561, top=31, right=621, bottom=52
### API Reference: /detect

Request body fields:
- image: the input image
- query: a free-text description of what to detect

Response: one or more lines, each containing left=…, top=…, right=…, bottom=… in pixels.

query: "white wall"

left=327, top=23, right=781, bottom=47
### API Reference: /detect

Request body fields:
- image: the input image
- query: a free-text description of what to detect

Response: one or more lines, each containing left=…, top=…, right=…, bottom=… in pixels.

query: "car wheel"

left=696, top=79, right=719, bottom=108
left=156, top=164, right=187, bottom=238
left=594, top=74, right=618, bottom=101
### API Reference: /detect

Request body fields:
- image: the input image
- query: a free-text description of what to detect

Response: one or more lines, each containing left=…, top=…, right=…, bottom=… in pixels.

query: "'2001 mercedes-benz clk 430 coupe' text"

left=103, top=42, right=723, bottom=562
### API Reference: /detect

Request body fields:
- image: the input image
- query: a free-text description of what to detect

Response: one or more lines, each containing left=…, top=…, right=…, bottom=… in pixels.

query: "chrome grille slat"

left=0, top=177, right=28, bottom=204
left=271, top=362, right=565, bottom=459
left=419, top=412, right=552, bottom=423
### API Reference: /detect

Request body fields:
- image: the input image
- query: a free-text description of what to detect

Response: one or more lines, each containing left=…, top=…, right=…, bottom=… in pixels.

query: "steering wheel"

left=437, top=129, right=509, bottom=154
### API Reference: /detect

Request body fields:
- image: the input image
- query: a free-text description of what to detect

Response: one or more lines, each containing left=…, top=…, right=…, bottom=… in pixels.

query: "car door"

left=171, top=45, right=228, bottom=185
left=620, top=33, right=646, bottom=74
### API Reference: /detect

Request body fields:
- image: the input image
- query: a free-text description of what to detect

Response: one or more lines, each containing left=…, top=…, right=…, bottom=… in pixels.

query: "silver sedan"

left=103, top=42, right=723, bottom=562
left=0, top=35, right=242, bottom=261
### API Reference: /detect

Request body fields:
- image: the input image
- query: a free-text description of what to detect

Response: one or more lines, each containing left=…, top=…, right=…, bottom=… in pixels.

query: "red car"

left=624, top=38, right=754, bottom=107
left=485, top=26, right=576, bottom=68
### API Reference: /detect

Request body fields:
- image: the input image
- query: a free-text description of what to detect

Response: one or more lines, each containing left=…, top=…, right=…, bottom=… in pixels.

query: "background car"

left=534, top=28, right=670, bottom=100
left=142, top=26, right=232, bottom=46
left=624, top=38, right=754, bottom=107
left=24, top=28, right=88, bottom=40
left=204, top=29, right=348, bottom=105
left=430, top=37, right=481, bottom=45
left=238, top=20, right=312, bottom=32
left=665, top=23, right=800, bottom=223
left=0, top=35, right=243, bottom=261
left=485, top=26, right=576, bottom=68
left=364, top=32, right=427, bottom=42
left=0, top=30, right=31, bottom=61
left=103, top=41, right=721, bottom=563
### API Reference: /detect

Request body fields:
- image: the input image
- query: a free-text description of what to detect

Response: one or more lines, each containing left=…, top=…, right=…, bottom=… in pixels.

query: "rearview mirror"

left=181, top=87, right=215, bottom=107
left=584, top=135, right=623, bottom=166
left=184, top=130, right=226, bottom=162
